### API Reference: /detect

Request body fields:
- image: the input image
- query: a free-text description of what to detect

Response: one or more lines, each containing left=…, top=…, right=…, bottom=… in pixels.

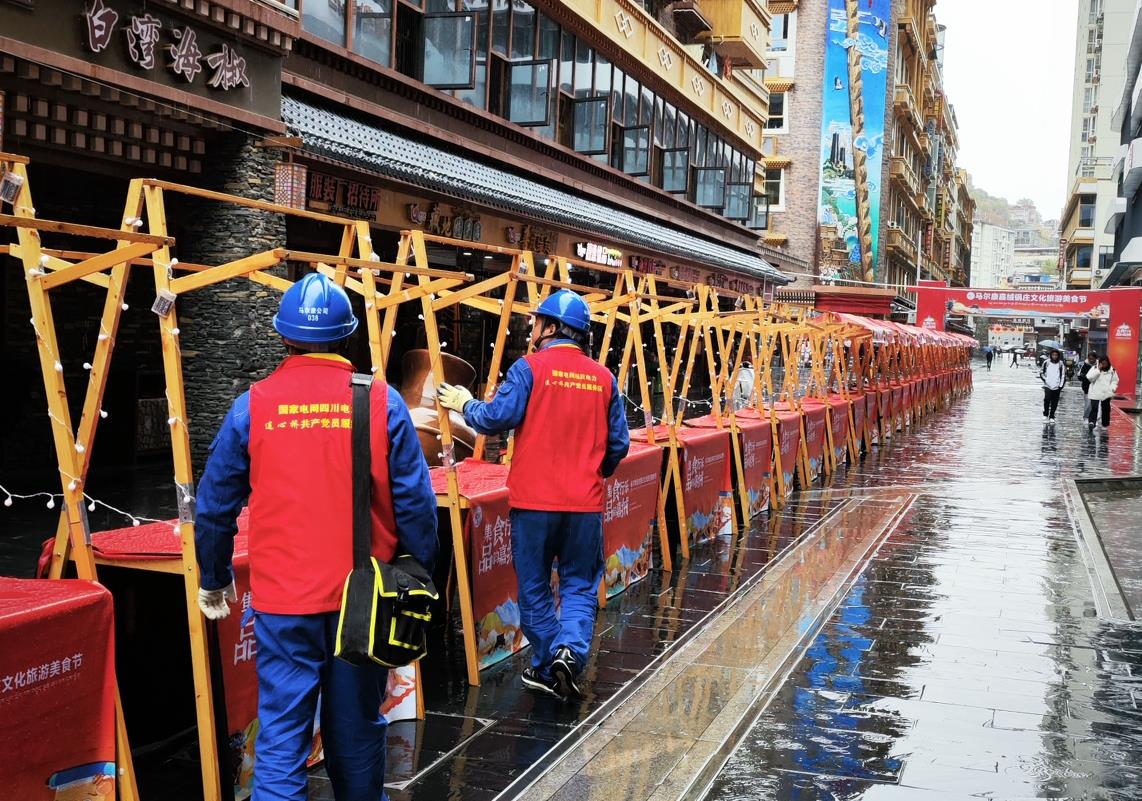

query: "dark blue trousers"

left=510, top=509, right=604, bottom=677
left=253, top=611, right=388, bottom=801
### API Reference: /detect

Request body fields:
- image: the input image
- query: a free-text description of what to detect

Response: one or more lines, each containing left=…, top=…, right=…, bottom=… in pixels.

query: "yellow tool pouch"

left=335, top=373, right=439, bottom=668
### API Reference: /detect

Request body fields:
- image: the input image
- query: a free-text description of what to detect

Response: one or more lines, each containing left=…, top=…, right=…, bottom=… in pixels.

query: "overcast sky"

left=936, top=0, right=1079, bottom=220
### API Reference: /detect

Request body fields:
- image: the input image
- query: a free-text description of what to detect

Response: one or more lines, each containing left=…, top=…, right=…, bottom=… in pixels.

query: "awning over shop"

left=282, top=95, right=790, bottom=285
left=832, top=313, right=975, bottom=347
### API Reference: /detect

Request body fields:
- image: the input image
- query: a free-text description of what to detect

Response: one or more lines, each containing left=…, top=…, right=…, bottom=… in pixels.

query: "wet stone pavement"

left=706, top=366, right=1142, bottom=801
left=113, top=362, right=1142, bottom=801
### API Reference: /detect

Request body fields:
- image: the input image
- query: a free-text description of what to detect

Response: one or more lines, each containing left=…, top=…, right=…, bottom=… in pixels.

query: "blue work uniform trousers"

left=253, top=611, right=388, bottom=801
left=510, top=509, right=604, bottom=676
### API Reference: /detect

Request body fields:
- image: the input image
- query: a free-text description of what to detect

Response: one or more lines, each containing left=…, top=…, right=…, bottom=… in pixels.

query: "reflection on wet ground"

left=1082, top=485, right=1142, bottom=617
left=706, top=369, right=1142, bottom=801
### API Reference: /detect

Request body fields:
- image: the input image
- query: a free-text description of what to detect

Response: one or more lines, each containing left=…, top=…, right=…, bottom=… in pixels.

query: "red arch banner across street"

left=912, top=284, right=1142, bottom=394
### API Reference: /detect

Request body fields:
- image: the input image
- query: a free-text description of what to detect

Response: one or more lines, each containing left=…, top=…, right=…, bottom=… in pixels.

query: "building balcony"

left=889, top=156, right=920, bottom=198
left=886, top=226, right=917, bottom=262
left=898, top=14, right=922, bottom=51
left=1124, top=136, right=1142, bottom=198
left=559, top=0, right=765, bottom=152
left=894, top=84, right=924, bottom=132
left=1066, top=269, right=1093, bottom=289
left=699, top=0, right=771, bottom=69
left=1106, top=196, right=1127, bottom=234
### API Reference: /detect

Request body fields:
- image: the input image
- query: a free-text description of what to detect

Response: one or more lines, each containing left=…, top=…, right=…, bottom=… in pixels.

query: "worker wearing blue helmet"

left=195, top=272, right=437, bottom=801
left=439, top=289, right=629, bottom=698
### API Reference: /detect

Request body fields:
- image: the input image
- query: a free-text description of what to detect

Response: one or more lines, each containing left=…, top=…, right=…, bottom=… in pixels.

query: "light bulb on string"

left=99, top=409, right=108, bottom=419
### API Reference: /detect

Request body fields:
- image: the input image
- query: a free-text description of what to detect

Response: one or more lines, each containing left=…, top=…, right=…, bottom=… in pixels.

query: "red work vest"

left=247, top=354, right=398, bottom=614
left=509, top=344, right=613, bottom=512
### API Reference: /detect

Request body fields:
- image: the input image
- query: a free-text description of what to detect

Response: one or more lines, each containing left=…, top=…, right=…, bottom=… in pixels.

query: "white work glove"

left=437, top=382, right=474, bottom=413
left=198, top=582, right=237, bottom=620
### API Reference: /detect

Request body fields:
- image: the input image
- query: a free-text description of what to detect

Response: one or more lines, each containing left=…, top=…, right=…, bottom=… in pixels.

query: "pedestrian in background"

left=195, top=273, right=439, bottom=801
left=1039, top=349, right=1065, bottom=423
left=1086, top=356, right=1119, bottom=431
left=1010, top=349, right=1019, bottom=368
left=438, top=289, right=629, bottom=699
left=734, top=358, right=756, bottom=409
left=984, top=348, right=994, bottom=372
left=1079, top=352, right=1098, bottom=419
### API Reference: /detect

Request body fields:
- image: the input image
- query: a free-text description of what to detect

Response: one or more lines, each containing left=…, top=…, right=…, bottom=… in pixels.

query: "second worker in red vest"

left=439, top=289, right=629, bottom=698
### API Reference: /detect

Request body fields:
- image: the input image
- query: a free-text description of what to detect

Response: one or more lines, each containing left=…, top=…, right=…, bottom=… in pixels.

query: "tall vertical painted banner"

left=818, top=0, right=891, bottom=282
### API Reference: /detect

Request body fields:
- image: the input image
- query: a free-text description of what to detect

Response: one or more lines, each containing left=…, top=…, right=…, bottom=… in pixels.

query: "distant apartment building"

left=1061, top=0, right=1130, bottom=289
left=970, top=222, right=1015, bottom=288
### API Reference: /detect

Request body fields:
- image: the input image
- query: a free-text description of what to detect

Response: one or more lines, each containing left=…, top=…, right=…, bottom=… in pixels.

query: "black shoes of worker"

left=552, top=646, right=582, bottom=699
left=522, top=667, right=561, bottom=698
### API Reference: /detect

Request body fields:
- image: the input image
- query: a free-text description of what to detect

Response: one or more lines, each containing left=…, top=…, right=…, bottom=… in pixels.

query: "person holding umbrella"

left=1039, top=348, right=1065, bottom=423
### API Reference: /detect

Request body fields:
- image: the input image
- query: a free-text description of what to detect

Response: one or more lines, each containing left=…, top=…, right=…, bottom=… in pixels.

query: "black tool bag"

left=335, top=372, right=438, bottom=669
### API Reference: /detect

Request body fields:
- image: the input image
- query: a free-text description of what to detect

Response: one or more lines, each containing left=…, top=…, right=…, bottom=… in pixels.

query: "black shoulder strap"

left=350, top=372, right=374, bottom=570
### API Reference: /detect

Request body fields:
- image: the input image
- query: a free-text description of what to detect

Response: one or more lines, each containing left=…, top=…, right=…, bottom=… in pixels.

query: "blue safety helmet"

left=535, top=289, right=591, bottom=332
left=273, top=273, right=358, bottom=343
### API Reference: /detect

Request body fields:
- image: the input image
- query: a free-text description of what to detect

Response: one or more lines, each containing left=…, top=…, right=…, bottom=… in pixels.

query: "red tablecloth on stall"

left=825, top=395, right=851, bottom=466
left=742, top=407, right=801, bottom=497
left=1, top=578, right=117, bottom=801
left=686, top=414, right=772, bottom=517
left=800, top=400, right=829, bottom=482
left=890, top=384, right=905, bottom=430
left=631, top=425, right=732, bottom=544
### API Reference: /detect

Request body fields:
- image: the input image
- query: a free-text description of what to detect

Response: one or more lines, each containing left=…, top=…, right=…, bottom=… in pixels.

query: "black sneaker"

left=521, top=667, right=561, bottom=698
left=551, top=646, right=582, bottom=698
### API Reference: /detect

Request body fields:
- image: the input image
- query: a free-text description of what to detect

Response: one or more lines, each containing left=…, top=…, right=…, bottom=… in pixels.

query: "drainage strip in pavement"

left=496, top=488, right=918, bottom=801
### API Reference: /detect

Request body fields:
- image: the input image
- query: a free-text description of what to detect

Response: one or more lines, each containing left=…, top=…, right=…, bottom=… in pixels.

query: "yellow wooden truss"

left=2, top=153, right=471, bottom=801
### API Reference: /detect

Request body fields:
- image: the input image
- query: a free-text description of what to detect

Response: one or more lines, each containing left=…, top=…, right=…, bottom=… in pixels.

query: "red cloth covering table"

left=631, top=425, right=733, bottom=547
left=876, top=385, right=893, bottom=440
left=741, top=407, right=801, bottom=498
left=799, top=400, right=829, bottom=483
left=1, top=578, right=117, bottom=801
left=71, top=512, right=417, bottom=799
left=825, top=395, right=851, bottom=467
left=685, top=414, right=772, bottom=517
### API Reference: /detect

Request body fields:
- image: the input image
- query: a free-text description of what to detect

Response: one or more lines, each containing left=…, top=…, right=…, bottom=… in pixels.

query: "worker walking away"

left=195, top=273, right=438, bottom=801
left=437, top=289, right=629, bottom=699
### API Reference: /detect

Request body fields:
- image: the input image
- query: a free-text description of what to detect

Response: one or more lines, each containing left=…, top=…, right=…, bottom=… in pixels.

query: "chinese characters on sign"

left=84, top=0, right=119, bottom=53
left=264, top=400, right=353, bottom=431
left=234, top=592, right=256, bottom=664
left=126, top=13, right=162, bottom=69
left=575, top=241, right=623, bottom=268
left=477, top=516, right=511, bottom=575
left=505, top=224, right=556, bottom=254
left=546, top=368, right=604, bottom=394
left=82, top=1, right=251, bottom=91
left=310, top=172, right=381, bottom=220
left=604, top=479, right=630, bottom=524
left=965, top=290, right=1089, bottom=304
left=629, top=255, right=666, bottom=275
left=274, top=162, right=308, bottom=210
left=1, top=652, right=84, bottom=695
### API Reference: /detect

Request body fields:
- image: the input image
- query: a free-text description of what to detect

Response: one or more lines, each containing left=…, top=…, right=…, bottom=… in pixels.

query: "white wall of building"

left=970, top=223, right=1016, bottom=287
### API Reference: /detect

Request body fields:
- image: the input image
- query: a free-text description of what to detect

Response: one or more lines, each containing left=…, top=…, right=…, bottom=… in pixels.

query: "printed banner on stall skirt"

left=603, top=442, right=661, bottom=598
left=678, top=428, right=733, bottom=544
left=826, top=397, right=850, bottom=466
left=466, top=486, right=526, bottom=669
left=864, top=390, right=878, bottom=445
left=774, top=410, right=802, bottom=497
left=902, top=382, right=913, bottom=426
left=802, top=403, right=829, bottom=483
left=850, top=395, right=866, bottom=454
left=738, top=418, right=773, bottom=516
left=1, top=579, right=117, bottom=801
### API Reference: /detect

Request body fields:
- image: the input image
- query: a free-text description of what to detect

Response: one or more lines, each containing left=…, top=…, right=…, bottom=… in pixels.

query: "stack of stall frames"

left=3, top=157, right=473, bottom=799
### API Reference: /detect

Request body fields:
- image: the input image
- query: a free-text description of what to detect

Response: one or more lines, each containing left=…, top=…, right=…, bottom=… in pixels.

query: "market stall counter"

left=684, top=414, right=772, bottom=521
left=738, top=406, right=801, bottom=502
left=1, top=578, right=118, bottom=801
left=630, top=425, right=733, bottom=553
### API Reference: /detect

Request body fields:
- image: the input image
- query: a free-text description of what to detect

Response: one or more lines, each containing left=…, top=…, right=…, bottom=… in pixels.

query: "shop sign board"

left=0, top=0, right=280, bottom=121
left=504, top=224, right=556, bottom=254
left=704, top=269, right=759, bottom=296
left=629, top=254, right=667, bottom=275
left=308, top=172, right=380, bottom=220
left=406, top=202, right=483, bottom=241
left=575, top=241, right=622, bottom=267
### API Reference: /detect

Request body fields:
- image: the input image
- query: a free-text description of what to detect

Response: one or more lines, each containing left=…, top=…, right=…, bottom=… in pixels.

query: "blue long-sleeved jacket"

left=461, top=339, right=630, bottom=478
left=195, top=379, right=438, bottom=592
